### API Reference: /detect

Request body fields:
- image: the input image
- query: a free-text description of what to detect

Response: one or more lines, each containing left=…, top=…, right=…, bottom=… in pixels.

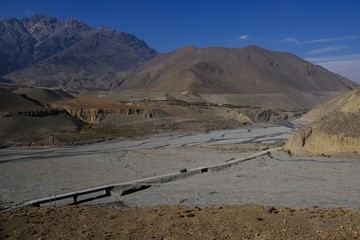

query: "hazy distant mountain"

left=0, top=15, right=157, bottom=89
left=118, top=45, right=357, bottom=93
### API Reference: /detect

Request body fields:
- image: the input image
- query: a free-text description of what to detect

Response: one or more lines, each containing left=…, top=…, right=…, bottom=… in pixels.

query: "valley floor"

left=1, top=123, right=359, bottom=239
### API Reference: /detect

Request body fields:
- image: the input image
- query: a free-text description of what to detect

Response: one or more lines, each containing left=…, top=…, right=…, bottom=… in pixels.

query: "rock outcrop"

left=284, top=88, right=360, bottom=156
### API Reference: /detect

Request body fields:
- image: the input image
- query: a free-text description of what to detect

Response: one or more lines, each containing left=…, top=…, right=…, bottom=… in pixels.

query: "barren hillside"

left=118, top=45, right=356, bottom=93
left=116, top=45, right=357, bottom=108
left=284, top=88, right=360, bottom=156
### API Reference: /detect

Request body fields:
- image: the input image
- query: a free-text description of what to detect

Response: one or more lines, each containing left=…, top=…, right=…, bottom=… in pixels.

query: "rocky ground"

left=2, top=204, right=360, bottom=239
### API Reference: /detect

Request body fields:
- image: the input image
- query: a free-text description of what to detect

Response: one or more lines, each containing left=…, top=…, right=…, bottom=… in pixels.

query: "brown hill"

left=284, top=88, right=360, bottom=156
left=116, top=45, right=357, bottom=108
left=0, top=87, right=43, bottom=111
left=0, top=109, right=83, bottom=147
left=12, top=87, right=73, bottom=105
left=0, top=86, right=82, bottom=147
left=117, top=45, right=357, bottom=93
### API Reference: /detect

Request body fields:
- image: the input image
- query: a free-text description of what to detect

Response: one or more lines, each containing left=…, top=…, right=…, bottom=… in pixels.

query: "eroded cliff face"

left=221, top=108, right=291, bottom=124
left=304, top=132, right=360, bottom=154
left=284, top=88, right=360, bottom=156
left=53, top=105, right=157, bottom=124
left=238, top=109, right=289, bottom=122
left=284, top=126, right=312, bottom=154
left=284, top=126, right=360, bottom=155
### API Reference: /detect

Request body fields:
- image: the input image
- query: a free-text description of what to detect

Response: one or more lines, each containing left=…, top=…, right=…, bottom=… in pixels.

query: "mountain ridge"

left=1, top=15, right=358, bottom=107
left=0, top=15, right=158, bottom=89
left=117, top=45, right=357, bottom=93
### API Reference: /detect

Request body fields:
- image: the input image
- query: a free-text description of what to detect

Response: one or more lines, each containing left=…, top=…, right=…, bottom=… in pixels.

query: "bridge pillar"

left=105, top=188, right=112, bottom=196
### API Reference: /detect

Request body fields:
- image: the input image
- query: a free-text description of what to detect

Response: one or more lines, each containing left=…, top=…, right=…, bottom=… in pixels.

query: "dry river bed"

left=0, top=122, right=359, bottom=210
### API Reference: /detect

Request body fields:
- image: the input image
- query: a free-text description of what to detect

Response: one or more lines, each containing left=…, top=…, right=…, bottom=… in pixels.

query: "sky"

left=1, top=0, right=360, bottom=83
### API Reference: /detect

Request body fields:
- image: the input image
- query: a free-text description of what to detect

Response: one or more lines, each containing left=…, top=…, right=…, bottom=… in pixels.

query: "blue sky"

left=1, top=0, right=360, bottom=83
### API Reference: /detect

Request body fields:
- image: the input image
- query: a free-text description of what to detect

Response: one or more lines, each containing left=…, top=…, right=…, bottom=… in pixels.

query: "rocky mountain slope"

left=0, top=15, right=157, bottom=89
left=284, top=88, right=360, bottom=156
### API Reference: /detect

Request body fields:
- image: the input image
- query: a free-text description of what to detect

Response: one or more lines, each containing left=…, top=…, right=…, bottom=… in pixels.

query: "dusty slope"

left=284, top=88, right=360, bottom=156
left=301, top=88, right=360, bottom=122
left=118, top=45, right=357, bottom=94
left=1, top=205, right=360, bottom=240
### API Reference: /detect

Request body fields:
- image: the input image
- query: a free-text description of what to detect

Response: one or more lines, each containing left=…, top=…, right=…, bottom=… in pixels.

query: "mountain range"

left=0, top=15, right=358, bottom=107
left=0, top=15, right=157, bottom=89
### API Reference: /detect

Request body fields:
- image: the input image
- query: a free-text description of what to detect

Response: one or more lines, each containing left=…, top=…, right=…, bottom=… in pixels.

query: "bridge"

left=16, top=147, right=280, bottom=208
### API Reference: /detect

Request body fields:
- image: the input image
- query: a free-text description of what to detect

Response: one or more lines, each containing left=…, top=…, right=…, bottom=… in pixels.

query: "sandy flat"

left=0, top=124, right=290, bottom=208
left=118, top=150, right=360, bottom=208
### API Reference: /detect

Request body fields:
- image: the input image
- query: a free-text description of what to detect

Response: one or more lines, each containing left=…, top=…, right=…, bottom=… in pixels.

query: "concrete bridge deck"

left=16, top=148, right=279, bottom=208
